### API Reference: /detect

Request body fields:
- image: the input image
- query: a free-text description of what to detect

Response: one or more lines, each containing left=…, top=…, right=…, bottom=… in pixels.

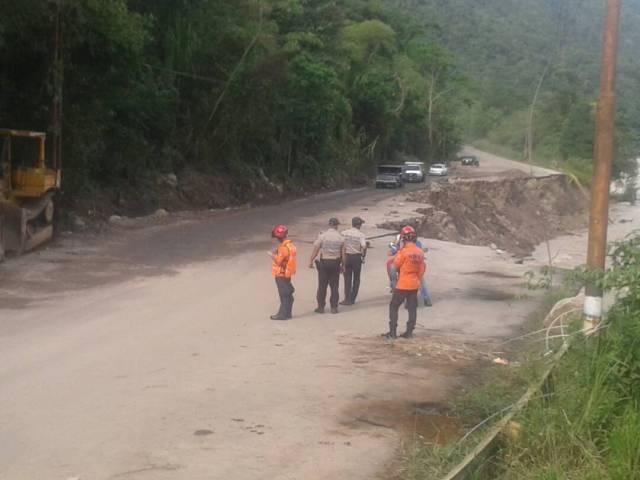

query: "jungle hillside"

left=1, top=0, right=639, bottom=212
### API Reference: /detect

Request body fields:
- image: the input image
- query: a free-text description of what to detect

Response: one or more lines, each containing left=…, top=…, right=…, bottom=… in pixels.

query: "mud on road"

left=0, top=186, right=411, bottom=311
left=0, top=149, right=597, bottom=480
left=381, top=174, right=587, bottom=256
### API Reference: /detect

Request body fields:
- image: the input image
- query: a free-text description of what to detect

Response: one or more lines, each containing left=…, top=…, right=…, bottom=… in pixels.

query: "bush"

left=489, top=233, right=640, bottom=479
left=607, top=408, right=640, bottom=480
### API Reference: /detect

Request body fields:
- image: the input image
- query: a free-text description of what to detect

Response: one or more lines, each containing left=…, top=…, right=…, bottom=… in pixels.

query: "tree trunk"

left=427, top=73, right=435, bottom=152
left=526, top=60, right=552, bottom=170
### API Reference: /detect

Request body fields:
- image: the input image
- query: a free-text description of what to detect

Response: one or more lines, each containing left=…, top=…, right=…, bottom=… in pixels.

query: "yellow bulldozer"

left=0, top=1, right=64, bottom=260
left=0, top=129, right=61, bottom=260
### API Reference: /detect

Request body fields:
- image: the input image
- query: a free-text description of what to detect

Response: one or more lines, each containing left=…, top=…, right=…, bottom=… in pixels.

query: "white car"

left=428, top=163, right=448, bottom=176
left=403, top=163, right=425, bottom=182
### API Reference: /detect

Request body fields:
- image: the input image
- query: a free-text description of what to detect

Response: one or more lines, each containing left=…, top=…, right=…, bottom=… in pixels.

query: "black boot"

left=381, top=326, right=397, bottom=339
left=285, top=297, right=294, bottom=319
left=402, top=320, right=416, bottom=338
left=271, top=303, right=288, bottom=321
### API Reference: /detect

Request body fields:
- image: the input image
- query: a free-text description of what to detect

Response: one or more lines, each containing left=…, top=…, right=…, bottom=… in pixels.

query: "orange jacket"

left=272, top=239, right=297, bottom=278
left=393, top=242, right=425, bottom=290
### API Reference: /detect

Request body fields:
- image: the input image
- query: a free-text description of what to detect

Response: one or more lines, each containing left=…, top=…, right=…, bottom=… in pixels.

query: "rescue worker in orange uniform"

left=268, top=225, right=297, bottom=321
left=383, top=225, right=425, bottom=339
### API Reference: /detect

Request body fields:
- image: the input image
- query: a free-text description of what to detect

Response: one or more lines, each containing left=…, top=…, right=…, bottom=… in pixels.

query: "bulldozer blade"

left=1, top=196, right=55, bottom=257
left=23, top=224, right=54, bottom=252
left=0, top=208, right=26, bottom=256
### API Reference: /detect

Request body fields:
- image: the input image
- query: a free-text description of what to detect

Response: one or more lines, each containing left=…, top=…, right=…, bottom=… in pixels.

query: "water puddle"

left=468, top=287, right=516, bottom=301
left=462, top=270, right=521, bottom=279
left=342, top=400, right=460, bottom=444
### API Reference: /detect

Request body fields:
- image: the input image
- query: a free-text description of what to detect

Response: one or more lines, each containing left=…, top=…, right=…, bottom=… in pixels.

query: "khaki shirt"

left=314, top=228, right=345, bottom=260
left=341, top=228, right=367, bottom=255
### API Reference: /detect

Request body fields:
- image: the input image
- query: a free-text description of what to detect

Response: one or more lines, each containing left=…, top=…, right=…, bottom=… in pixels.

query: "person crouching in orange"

left=383, top=225, right=425, bottom=339
left=268, top=225, right=297, bottom=321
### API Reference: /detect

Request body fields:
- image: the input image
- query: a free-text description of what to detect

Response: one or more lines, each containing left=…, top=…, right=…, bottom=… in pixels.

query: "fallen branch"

left=440, top=293, right=581, bottom=480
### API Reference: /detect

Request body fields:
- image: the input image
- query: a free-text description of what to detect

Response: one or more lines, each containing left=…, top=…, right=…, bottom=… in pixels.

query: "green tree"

left=0, top=0, right=467, bottom=205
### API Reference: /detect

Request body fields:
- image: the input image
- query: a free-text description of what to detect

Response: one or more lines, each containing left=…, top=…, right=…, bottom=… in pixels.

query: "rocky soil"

left=380, top=174, right=587, bottom=256
left=61, top=170, right=369, bottom=231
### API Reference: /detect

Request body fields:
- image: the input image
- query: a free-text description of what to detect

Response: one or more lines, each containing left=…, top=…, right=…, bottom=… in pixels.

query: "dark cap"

left=352, top=217, right=365, bottom=226
left=329, top=217, right=340, bottom=226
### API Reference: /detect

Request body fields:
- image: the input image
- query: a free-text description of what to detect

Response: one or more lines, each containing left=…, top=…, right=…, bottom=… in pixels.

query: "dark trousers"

left=344, top=253, right=363, bottom=303
left=389, top=289, right=418, bottom=334
left=275, top=277, right=295, bottom=318
left=316, top=258, right=341, bottom=309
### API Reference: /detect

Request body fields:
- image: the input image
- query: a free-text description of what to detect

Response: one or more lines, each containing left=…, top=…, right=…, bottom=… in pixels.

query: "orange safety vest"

left=272, top=239, right=297, bottom=278
left=393, top=242, right=425, bottom=290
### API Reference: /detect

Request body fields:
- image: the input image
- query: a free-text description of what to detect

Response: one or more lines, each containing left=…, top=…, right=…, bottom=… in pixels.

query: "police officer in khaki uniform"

left=340, top=217, right=367, bottom=305
left=309, top=218, right=346, bottom=314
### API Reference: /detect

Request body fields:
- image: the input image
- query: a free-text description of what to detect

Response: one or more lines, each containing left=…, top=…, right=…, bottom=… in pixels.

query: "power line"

left=143, top=63, right=225, bottom=85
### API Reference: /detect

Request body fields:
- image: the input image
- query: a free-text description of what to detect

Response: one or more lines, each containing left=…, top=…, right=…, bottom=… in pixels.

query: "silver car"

left=428, top=163, right=449, bottom=176
left=403, top=163, right=425, bottom=182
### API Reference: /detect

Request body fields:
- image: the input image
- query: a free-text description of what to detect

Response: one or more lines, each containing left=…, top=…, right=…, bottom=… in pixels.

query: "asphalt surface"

left=0, top=151, right=570, bottom=480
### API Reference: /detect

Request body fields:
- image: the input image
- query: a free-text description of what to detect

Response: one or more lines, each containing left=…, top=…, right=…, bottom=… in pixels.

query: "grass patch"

left=403, top=441, right=469, bottom=480
left=399, top=285, right=576, bottom=479
left=484, top=301, right=640, bottom=479
left=474, top=235, right=640, bottom=479
left=400, top=232, right=640, bottom=480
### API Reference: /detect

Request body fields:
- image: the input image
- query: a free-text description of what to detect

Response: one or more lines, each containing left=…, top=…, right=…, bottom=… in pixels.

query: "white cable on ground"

left=545, top=307, right=580, bottom=352
left=439, top=293, right=584, bottom=480
left=499, top=326, right=565, bottom=345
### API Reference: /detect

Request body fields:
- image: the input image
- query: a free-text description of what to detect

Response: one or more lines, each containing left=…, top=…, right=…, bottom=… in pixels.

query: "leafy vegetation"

left=399, top=286, right=575, bottom=479
left=0, top=0, right=464, bottom=202
left=487, top=233, right=640, bottom=479
left=401, top=0, right=640, bottom=179
left=3, top=1, right=639, bottom=205
left=401, top=233, right=640, bottom=479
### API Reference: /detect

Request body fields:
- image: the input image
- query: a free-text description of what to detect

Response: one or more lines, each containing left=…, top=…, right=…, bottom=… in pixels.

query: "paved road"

left=460, top=146, right=559, bottom=177
left=0, top=151, right=553, bottom=480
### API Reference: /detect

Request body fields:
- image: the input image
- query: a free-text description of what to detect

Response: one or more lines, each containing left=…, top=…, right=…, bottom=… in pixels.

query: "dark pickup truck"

left=460, top=155, right=479, bottom=166
left=375, top=165, right=404, bottom=188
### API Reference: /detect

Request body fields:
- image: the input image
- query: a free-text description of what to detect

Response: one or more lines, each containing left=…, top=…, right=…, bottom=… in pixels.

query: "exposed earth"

left=1, top=149, right=637, bottom=480
left=382, top=174, right=587, bottom=256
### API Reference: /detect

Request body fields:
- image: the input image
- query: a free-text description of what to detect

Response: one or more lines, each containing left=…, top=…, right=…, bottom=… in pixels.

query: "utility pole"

left=584, top=0, right=621, bottom=330
left=51, top=0, right=63, bottom=171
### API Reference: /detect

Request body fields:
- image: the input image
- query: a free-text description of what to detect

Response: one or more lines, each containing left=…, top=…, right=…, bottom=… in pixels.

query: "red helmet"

left=271, top=224, right=288, bottom=239
left=400, top=225, right=417, bottom=241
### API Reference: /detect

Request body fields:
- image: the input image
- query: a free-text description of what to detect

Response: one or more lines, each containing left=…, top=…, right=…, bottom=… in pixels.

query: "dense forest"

left=1, top=0, right=464, bottom=206
left=406, top=0, right=640, bottom=179
left=1, top=1, right=639, bottom=208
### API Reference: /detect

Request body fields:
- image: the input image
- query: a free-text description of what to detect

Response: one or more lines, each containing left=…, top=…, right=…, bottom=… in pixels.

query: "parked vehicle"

left=428, top=163, right=449, bottom=176
left=403, top=162, right=425, bottom=183
left=1, top=129, right=61, bottom=260
left=460, top=155, right=479, bottom=167
left=375, top=165, right=404, bottom=188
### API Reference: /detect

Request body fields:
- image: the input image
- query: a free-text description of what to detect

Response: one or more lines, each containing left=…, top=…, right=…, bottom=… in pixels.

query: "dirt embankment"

left=381, top=175, right=587, bottom=256
left=62, top=170, right=368, bottom=229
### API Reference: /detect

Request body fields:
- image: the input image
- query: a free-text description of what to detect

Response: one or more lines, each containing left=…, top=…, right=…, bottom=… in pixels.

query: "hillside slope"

left=402, top=0, right=640, bottom=173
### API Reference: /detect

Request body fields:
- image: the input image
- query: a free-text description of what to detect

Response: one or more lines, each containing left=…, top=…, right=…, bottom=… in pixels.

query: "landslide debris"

left=380, top=175, right=587, bottom=255
left=63, top=170, right=370, bottom=231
